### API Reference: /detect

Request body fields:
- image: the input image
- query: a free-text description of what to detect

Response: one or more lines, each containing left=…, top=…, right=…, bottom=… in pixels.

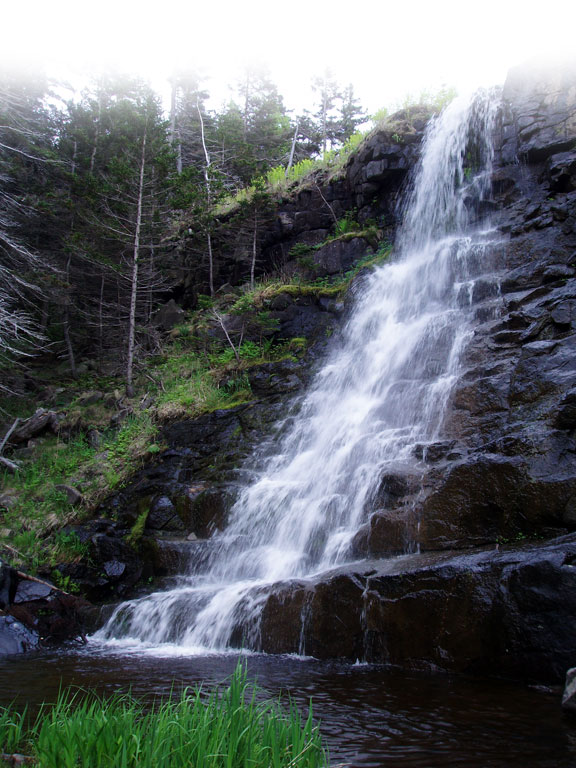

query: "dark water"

left=0, top=648, right=575, bottom=767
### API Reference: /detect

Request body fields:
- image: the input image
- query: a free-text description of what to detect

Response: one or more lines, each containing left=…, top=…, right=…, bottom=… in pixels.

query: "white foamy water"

left=95, top=90, right=500, bottom=653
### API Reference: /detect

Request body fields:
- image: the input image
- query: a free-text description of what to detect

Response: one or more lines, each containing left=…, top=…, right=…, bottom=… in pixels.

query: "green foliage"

left=289, top=243, right=315, bottom=260
left=209, top=340, right=262, bottom=366
left=197, top=294, right=215, bottom=310
left=50, top=531, right=89, bottom=563
left=0, top=662, right=327, bottom=768
left=50, top=570, right=80, bottom=594
left=334, top=215, right=360, bottom=237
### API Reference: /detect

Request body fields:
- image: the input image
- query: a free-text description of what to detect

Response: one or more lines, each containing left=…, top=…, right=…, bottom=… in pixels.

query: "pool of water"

left=1, top=647, right=575, bottom=767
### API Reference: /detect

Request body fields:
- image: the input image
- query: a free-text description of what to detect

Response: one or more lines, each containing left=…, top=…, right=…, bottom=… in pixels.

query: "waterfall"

left=96, top=89, right=500, bottom=652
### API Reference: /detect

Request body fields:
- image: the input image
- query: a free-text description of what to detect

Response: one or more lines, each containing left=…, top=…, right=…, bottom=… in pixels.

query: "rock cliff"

left=255, top=61, right=576, bottom=682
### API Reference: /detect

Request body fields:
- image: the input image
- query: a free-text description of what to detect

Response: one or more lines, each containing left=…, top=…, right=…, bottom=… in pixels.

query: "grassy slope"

left=0, top=242, right=392, bottom=580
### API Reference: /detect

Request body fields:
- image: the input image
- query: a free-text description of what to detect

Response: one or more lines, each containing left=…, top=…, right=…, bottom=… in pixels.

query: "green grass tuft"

left=0, top=662, right=327, bottom=768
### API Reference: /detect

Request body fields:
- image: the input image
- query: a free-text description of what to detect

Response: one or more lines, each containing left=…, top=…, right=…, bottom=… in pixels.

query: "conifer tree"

left=311, top=69, right=342, bottom=154
left=337, top=83, right=367, bottom=143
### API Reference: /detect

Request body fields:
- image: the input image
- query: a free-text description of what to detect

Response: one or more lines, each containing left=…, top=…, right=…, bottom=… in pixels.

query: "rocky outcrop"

left=407, top=63, right=576, bottom=557
left=178, top=109, right=430, bottom=294
left=258, top=535, right=576, bottom=683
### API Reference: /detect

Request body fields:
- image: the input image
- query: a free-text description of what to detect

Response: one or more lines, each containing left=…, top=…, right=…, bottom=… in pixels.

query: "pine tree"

left=311, top=69, right=342, bottom=154
left=216, top=66, right=292, bottom=185
left=337, top=83, right=367, bottom=143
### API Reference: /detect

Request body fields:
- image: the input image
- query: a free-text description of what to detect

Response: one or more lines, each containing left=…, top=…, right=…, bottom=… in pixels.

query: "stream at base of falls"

left=1, top=649, right=575, bottom=768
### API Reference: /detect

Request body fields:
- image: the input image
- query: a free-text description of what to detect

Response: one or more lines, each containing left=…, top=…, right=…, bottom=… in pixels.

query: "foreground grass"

left=0, top=663, right=327, bottom=768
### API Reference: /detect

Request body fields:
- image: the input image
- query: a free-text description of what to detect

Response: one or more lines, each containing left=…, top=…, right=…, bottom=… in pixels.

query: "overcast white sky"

left=3, top=0, right=576, bottom=115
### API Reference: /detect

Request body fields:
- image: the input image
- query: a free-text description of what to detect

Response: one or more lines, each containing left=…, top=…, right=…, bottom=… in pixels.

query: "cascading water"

left=96, top=89, right=500, bottom=652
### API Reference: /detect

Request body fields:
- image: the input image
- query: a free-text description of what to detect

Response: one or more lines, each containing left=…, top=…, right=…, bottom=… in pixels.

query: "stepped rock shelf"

left=3, top=62, right=576, bottom=688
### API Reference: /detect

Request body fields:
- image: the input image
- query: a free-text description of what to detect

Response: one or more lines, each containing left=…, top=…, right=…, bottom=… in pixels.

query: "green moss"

left=126, top=509, right=149, bottom=549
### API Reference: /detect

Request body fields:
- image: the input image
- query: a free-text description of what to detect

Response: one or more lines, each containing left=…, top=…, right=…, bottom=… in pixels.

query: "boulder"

left=146, top=495, right=185, bottom=532
left=54, top=484, right=83, bottom=506
left=547, top=152, right=576, bottom=193
left=562, top=667, right=576, bottom=711
left=152, top=299, right=185, bottom=330
left=0, top=615, right=39, bottom=656
left=312, top=237, right=370, bottom=276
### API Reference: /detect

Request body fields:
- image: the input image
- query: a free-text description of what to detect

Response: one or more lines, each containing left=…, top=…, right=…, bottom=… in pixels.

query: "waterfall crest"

left=96, top=89, right=500, bottom=652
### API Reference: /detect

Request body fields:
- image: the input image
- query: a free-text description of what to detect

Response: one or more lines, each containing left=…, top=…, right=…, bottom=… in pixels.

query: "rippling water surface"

left=1, top=649, right=575, bottom=767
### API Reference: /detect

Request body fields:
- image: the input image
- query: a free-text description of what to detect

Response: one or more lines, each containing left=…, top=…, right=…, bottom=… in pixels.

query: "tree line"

left=0, top=63, right=366, bottom=393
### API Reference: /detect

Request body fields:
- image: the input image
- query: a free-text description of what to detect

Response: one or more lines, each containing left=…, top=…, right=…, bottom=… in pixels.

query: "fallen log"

left=11, top=409, right=59, bottom=443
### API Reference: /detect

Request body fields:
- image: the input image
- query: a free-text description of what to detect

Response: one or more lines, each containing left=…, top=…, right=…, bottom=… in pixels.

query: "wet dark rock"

left=562, top=667, right=576, bottom=711
left=260, top=536, right=576, bottom=682
left=247, top=360, right=306, bottom=396
left=368, top=472, right=422, bottom=512
left=0, top=564, right=18, bottom=609
left=413, top=441, right=458, bottom=463
left=146, top=495, right=185, bottom=531
left=0, top=565, right=93, bottom=655
left=271, top=296, right=339, bottom=342
left=0, top=615, right=39, bottom=656
left=103, top=560, right=126, bottom=580
left=352, top=507, right=417, bottom=557
left=555, top=389, right=576, bottom=430
left=14, top=580, right=52, bottom=603
left=174, top=486, right=232, bottom=537
left=312, top=237, right=371, bottom=276
left=418, top=455, right=576, bottom=550
left=547, top=152, right=576, bottom=192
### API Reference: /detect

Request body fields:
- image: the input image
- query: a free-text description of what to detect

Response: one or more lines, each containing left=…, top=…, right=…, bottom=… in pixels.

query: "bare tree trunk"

left=71, top=138, right=78, bottom=176
left=197, top=99, right=215, bottom=295
left=322, top=94, right=328, bottom=156
left=207, top=232, right=214, bottom=297
left=314, top=182, right=338, bottom=225
left=243, top=70, right=250, bottom=139
left=63, top=255, right=77, bottom=378
left=63, top=307, right=76, bottom=378
left=89, top=92, right=102, bottom=174
left=98, top=274, right=104, bottom=368
left=126, top=130, right=147, bottom=397
left=250, top=210, right=257, bottom=290
left=147, top=238, right=155, bottom=321
left=213, top=310, right=240, bottom=363
left=169, top=79, right=182, bottom=175
left=285, top=119, right=299, bottom=178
